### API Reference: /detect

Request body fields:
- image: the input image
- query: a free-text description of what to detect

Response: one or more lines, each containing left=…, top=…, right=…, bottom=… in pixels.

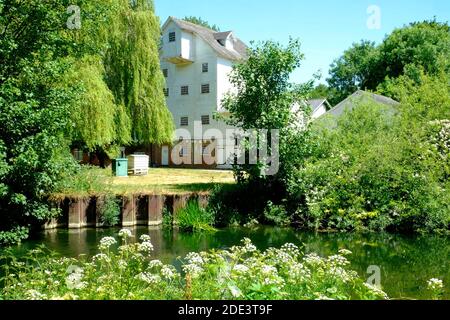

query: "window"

left=181, top=85, right=189, bottom=95
left=201, top=115, right=210, bottom=125
left=169, top=32, right=176, bottom=42
left=179, top=147, right=187, bottom=157
left=180, top=116, right=189, bottom=126
left=201, top=84, right=210, bottom=94
left=73, top=149, right=84, bottom=162
left=163, top=88, right=169, bottom=97
left=202, top=63, right=209, bottom=73
left=163, top=69, right=168, bottom=77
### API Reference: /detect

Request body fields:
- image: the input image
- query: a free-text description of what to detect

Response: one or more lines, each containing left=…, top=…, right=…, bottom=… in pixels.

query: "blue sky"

left=154, top=0, right=450, bottom=84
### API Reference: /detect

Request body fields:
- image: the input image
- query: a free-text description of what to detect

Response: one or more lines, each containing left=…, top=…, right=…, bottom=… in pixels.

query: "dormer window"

left=214, top=31, right=234, bottom=50
left=169, top=32, right=176, bottom=42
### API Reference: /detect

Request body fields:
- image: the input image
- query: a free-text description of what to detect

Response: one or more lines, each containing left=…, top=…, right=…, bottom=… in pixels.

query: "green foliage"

left=327, top=20, right=450, bottom=103
left=183, top=16, right=220, bottom=31
left=97, top=195, right=121, bottom=227
left=175, top=200, right=216, bottom=232
left=327, top=40, right=378, bottom=104
left=264, top=201, right=290, bottom=227
left=0, top=0, right=81, bottom=243
left=55, top=165, right=111, bottom=197
left=105, top=0, right=174, bottom=145
left=0, top=226, right=29, bottom=245
left=297, top=74, right=449, bottom=233
left=0, top=233, right=388, bottom=300
left=66, top=56, right=126, bottom=150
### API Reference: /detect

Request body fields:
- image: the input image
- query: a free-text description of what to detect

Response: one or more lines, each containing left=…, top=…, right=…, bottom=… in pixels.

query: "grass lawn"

left=54, top=167, right=235, bottom=198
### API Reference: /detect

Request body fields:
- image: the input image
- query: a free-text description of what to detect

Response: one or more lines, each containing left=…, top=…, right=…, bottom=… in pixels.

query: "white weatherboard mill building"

left=157, top=17, right=248, bottom=168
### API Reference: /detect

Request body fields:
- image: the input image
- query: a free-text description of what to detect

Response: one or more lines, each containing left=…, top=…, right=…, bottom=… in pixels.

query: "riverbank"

left=53, top=167, right=235, bottom=198
left=2, top=226, right=448, bottom=300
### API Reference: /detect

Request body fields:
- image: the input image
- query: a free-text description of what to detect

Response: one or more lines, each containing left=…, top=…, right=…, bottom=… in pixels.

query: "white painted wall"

left=160, top=20, right=240, bottom=167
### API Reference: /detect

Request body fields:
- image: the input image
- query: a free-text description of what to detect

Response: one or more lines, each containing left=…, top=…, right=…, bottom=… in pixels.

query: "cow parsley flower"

left=138, top=272, right=161, bottom=285
left=427, top=278, right=444, bottom=291
left=233, top=264, right=249, bottom=274
left=99, top=237, right=117, bottom=250
left=161, top=266, right=177, bottom=280
left=140, top=234, right=151, bottom=242
left=118, top=229, right=132, bottom=239
left=186, top=252, right=204, bottom=265
left=138, top=241, right=154, bottom=253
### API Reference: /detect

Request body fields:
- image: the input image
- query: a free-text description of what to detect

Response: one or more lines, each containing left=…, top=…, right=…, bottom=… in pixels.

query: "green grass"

left=53, top=166, right=235, bottom=199
left=175, top=200, right=216, bottom=232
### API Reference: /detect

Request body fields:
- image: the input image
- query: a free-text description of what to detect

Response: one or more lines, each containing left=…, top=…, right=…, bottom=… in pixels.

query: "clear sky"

left=154, top=0, right=450, bottom=84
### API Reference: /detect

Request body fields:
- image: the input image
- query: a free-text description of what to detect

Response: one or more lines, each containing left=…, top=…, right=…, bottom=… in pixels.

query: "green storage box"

left=112, top=158, right=128, bottom=177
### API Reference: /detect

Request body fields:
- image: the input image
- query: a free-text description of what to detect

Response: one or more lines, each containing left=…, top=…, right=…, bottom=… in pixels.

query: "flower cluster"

left=99, top=237, right=117, bottom=250
left=118, top=229, right=132, bottom=239
left=427, top=278, right=444, bottom=291
left=1, top=235, right=389, bottom=301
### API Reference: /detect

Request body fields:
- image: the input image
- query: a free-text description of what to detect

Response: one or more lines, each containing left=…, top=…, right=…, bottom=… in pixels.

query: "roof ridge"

left=173, top=16, right=218, bottom=33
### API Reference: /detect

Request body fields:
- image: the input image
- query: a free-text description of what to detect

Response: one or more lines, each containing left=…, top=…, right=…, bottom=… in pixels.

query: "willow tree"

left=62, top=0, right=132, bottom=157
left=106, top=0, right=174, bottom=145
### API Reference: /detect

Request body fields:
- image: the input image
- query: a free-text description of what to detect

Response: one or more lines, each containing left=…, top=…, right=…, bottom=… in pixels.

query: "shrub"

left=297, top=83, right=449, bottom=233
left=264, top=201, right=290, bottom=226
left=97, top=195, right=121, bottom=227
left=175, top=200, right=216, bottom=232
left=0, top=231, right=389, bottom=300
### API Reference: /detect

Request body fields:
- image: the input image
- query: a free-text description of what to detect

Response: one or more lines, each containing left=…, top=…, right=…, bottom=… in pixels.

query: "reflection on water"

left=2, top=226, right=449, bottom=299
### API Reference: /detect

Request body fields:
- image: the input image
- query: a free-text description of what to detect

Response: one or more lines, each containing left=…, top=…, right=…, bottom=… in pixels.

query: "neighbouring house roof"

left=327, top=90, right=399, bottom=117
left=164, top=17, right=248, bottom=61
left=308, top=98, right=331, bottom=114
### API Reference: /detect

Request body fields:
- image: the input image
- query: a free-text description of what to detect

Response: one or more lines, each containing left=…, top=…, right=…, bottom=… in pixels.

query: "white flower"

left=99, top=236, right=117, bottom=250
left=303, top=253, right=323, bottom=266
left=93, top=253, right=110, bottom=262
left=138, top=241, right=154, bottom=253
left=327, top=255, right=350, bottom=267
left=242, top=238, right=257, bottom=252
left=364, top=283, right=389, bottom=299
left=182, top=264, right=203, bottom=278
left=161, top=266, right=177, bottom=280
left=185, top=252, right=204, bottom=265
left=149, top=259, right=163, bottom=268
left=118, top=259, right=127, bottom=269
left=118, top=229, right=132, bottom=239
left=65, top=268, right=87, bottom=290
left=233, top=264, right=249, bottom=274
left=427, top=278, right=444, bottom=291
left=140, top=234, right=151, bottom=242
left=26, top=290, right=47, bottom=300
left=138, top=272, right=161, bottom=285
left=261, top=265, right=277, bottom=275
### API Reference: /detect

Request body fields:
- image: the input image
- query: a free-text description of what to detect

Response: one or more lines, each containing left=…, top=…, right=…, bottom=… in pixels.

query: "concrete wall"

left=43, top=193, right=210, bottom=230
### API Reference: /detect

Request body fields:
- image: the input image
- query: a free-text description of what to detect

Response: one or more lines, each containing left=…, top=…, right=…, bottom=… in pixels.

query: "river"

left=2, top=226, right=449, bottom=299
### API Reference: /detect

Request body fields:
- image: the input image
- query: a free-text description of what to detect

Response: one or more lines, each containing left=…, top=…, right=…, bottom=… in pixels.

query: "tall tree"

left=183, top=16, right=220, bottom=31
left=105, top=0, right=173, bottom=146
left=0, top=0, right=78, bottom=243
left=327, top=40, right=379, bottom=104
left=327, top=20, right=450, bottom=103
left=222, top=40, right=312, bottom=211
